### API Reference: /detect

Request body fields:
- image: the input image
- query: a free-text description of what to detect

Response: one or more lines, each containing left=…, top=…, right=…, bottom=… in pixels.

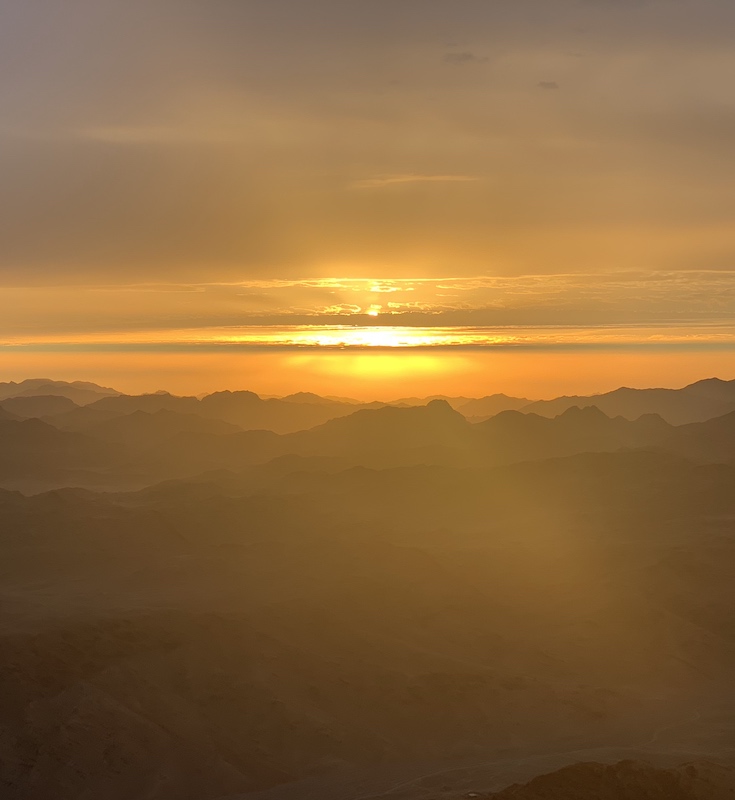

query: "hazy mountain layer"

left=523, top=378, right=735, bottom=425
left=0, top=395, right=79, bottom=419
left=1, top=379, right=735, bottom=799
left=2, top=449, right=735, bottom=798
left=5, top=393, right=735, bottom=493
left=0, top=379, right=120, bottom=406
left=481, top=760, right=735, bottom=800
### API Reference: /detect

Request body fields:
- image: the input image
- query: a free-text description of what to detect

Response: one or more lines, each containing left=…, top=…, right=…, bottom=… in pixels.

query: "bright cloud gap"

left=6, top=324, right=735, bottom=353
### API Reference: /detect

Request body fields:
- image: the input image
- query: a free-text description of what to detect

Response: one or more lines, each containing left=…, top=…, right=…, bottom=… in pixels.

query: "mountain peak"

left=203, top=390, right=261, bottom=401
left=426, top=398, right=455, bottom=412
left=558, top=404, right=608, bottom=420
left=281, top=392, right=337, bottom=405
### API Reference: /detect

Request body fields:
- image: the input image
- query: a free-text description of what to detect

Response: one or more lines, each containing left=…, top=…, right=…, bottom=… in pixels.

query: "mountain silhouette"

left=3, top=377, right=735, bottom=799
left=287, top=398, right=473, bottom=455
left=85, top=409, right=243, bottom=447
left=476, top=405, right=671, bottom=463
left=483, top=760, right=735, bottom=800
left=11, top=393, right=735, bottom=490
left=0, top=418, right=116, bottom=487
left=279, top=391, right=344, bottom=405
left=2, top=445, right=734, bottom=799
left=1, top=394, right=79, bottom=419
left=198, top=389, right=365, bottom=432
left=0, top=405, right=19, bottom=422
left=0, top=378, right=120, bottom=406
left=51, top=390, right=383, bottom=436
left=663, top=408, right=735, bottom=463
left=524, top=378, right=735, bottom=425
left=457, top=393, right=532, bottom=419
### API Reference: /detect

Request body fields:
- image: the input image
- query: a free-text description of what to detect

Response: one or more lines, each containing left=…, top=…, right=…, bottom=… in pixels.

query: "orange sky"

left=2, top=1, right=735, bottom=396
left=2, top=349, right=735, bottom=401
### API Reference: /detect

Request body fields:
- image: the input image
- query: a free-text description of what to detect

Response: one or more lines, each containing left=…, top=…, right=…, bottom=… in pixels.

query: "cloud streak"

left=351, top=174, right=481, bottom=189
left=3, top=271, right=735, bottom=342
left=1, top=0, right=735, bottom=309
left=443, top=51, right=488, bottom=65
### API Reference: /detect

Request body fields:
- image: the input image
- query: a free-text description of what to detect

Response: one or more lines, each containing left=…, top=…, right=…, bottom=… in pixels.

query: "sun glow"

left=290, top=327, right=446, bottom=347
left=284, top=351, right=471, bottom=383
left=9, top=323, right=735, bottom=351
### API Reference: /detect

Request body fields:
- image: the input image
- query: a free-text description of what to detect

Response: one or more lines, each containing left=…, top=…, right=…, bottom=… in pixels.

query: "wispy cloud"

left=76, top=125, right=240, bottom=146
left=352, top=174, right=480, bottom=189
left=4, top=271, right=735, bottom=343
left=7, top=324, right=735, bottom=354
left=443, top=51, right=488, bottom=66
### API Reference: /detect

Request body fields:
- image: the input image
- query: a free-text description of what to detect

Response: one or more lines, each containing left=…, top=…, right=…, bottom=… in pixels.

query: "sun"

left=299, top=327, right=444, bottom=347
left=285, top=351, right=467, bottom=387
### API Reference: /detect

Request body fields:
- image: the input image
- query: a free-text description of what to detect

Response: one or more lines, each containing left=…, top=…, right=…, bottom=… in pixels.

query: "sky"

left=2, top=0, right=735, bottom=398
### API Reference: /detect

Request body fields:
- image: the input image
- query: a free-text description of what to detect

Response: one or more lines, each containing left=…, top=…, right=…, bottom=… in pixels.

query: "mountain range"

left=474, top=760, right=735, bottom=800
left=4, top=377, right=735, bottom=434
left=2, top=376, right=735, bottom=799
left=4, top=388, right=735, bottom=493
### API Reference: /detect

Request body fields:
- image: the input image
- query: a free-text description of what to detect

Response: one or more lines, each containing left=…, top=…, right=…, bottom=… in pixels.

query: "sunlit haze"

left=4, top=5, right=735, bottom=798
left=2, top=1, right=735, bottom=396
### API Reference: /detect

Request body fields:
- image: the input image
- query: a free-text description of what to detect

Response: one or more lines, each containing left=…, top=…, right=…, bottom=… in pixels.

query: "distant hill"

left=523, top=378, right=735, bottom=425
left=48, top=392, right=201, bottom=432
left=664, top=408, right=735, bottom=463
left=482, top=760, right=735, bottom=800
left=323, top=394, right=365, bottom=404
left=2, top=451, right=735, bottom=799
left=84, top=391, right=201, bottom=416
left=457, top=393, right=532, bottom=419
left=15, top=378, right=735, bottom=435
left=393, top=394, right=475, bottom=409
left=279, top=391, right=342, bottom=405
left=372, top=393, right=531, bottom=419
left=1, top=394, right=79, bottom=419
left=197, top=390, right=367, bottom=432
left=14, top=396, right=735, bottom=490
left=85, top=409, right=242, bottom=447
left=46, top=389, right=385, bottom=436
left=0, top=379, right=120, bottom=406
left=8, top=378, right=735, bottom=492
left=138, top=402, right=683, bottom=481
left=288, top=398, right=473, bottom=455
left=0, top=418, right=117, bottom=485
left=476, top=406, right=671, bottom=463
left=0, top=405, right=19, bottom=422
